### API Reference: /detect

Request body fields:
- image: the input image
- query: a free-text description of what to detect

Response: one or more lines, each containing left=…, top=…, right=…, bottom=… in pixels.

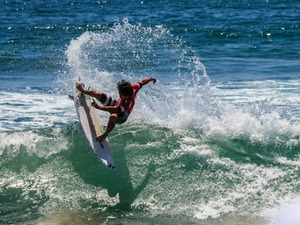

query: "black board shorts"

left=99, top=93, right=116, bottom=107
left=98, top=93, right=126, bottom=124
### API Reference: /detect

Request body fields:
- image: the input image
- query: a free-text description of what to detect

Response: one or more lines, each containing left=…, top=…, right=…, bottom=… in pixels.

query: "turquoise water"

left=1, top=1, right=300, bottom=224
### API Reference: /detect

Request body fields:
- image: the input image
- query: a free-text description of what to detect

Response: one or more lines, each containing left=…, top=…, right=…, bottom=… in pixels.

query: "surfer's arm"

left=91, top=101, right=119, bottom=113
left=138, top=77, right=157, bottom=87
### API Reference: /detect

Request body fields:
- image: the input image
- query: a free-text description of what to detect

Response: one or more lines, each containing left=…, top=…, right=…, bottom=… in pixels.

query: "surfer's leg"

left=97, top=113, right=118, bottom=141
left=98, top=94, right=116, bottom=106
left=76, top=84, right=105, bottom=100
left=76, top=84, right=116, bottom=106
left=84, top=89, right=103, bottom=99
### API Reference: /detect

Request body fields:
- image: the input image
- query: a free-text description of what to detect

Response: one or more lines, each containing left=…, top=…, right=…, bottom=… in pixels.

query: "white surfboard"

left=73, top=83, right=115, bottom=169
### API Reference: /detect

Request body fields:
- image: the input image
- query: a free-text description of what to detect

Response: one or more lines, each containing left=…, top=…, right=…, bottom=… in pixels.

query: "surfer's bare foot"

left=76, top=83, right=85, bottom=93
left=97, top=133, right=108, bottom=142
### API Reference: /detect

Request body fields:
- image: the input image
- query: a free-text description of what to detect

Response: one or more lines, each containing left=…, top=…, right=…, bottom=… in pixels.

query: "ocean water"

left=1, top=0, right=300, bottom=224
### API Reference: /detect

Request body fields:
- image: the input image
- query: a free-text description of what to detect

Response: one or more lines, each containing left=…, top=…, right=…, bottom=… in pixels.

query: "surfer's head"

left=117, top=80, right=133, bottom=99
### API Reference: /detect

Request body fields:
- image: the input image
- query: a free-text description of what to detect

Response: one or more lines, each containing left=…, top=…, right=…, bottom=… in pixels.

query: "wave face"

left=1, top=122, right=300, bottom=224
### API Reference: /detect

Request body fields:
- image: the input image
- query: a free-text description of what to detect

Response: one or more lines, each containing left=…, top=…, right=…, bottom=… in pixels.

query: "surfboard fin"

left=108, top=163, right=115, bottom=170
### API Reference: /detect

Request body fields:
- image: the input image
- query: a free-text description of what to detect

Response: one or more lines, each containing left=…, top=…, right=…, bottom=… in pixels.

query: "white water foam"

left=0, top=90, right=74, bottom=131
left=204, top=80, right=300, bottom=144
left=0, top=128, right=70, bottom=158
left=212, top=80, right=300, bottom=108
left=193, top=159, right=287, bottom=220
left=137, top=83, right=300, bottom=149
left=168, top=137, right=294, bottom=220
left=0, top=157, right=119, bottom=218
left=266, top=197, right=300, bottom=225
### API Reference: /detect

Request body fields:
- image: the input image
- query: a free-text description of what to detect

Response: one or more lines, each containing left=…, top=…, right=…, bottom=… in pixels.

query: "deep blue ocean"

left=1, top=1, right=300, bottom=224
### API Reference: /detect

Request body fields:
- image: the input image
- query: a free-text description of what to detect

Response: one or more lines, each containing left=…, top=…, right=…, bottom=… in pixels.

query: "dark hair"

left=117, top=80, right=133, bottom=96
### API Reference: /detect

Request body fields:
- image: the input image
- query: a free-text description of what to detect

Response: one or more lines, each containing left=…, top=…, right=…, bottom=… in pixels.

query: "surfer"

left=76, top=77, right=157, bottom=141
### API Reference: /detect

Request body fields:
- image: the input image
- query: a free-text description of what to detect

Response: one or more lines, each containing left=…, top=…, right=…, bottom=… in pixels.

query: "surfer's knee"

left=109, top=113, right=118, bottom=123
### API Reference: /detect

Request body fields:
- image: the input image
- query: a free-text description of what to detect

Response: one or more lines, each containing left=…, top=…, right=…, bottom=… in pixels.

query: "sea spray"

left=62, top=20, right=300, bottom=154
